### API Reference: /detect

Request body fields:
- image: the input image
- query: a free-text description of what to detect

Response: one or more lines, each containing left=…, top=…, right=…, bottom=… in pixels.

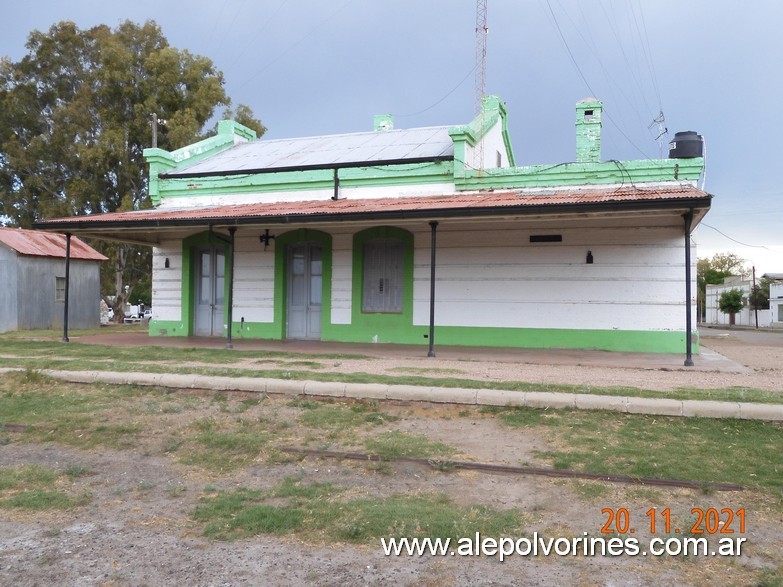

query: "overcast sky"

left=2, top=0, right=781, bottom=274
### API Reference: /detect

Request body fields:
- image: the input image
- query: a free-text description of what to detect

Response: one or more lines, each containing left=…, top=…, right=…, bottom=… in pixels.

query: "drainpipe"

left=226, top=227, right=236, bottom=350
left=684, top=210, right=694, bottom=367
left=62, top=232, right=71, bottom=343
left=427, top=221, right=438, bottom=358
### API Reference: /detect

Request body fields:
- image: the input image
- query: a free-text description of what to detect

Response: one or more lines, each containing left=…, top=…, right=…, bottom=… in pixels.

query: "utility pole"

left=151, top=113, right=158, bottom=148
left=752, top=265, right=759, bottom=329
left=150, top=113, right=167, bottom=148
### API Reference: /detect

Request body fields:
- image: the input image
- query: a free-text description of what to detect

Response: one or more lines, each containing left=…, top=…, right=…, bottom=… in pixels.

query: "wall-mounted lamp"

left=586, top=250, right=594, bottom=264
left=164, top=257, right=170, bottom=268
left=259, top=229, right=276, bottom=251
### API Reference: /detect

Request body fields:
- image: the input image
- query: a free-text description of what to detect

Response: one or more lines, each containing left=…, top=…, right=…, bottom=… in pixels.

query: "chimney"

left=374, top=114, right=394, bottom=132
left=575, top=98, right=602, bottom=163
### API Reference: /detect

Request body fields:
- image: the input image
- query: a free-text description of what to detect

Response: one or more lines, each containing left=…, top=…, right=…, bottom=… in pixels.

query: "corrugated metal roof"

left=166, top=126, right=454, bottom=177
left=0, top=228, right=108, bottom=260
left=36, top=186, right=710, bottom=227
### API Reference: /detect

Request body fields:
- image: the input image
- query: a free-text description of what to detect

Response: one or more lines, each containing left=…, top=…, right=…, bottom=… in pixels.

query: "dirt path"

left=0, top=331, right=781, bottom=586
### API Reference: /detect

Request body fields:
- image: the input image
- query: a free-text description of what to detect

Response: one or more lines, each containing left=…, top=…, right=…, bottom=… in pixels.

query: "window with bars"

left=362, top=238, right=403, bottom=313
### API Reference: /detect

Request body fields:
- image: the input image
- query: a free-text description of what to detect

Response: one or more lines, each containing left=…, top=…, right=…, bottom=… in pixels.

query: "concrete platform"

left=73, top=329, right=751, bottom=374
left=2, top=367, right=779, bottom=422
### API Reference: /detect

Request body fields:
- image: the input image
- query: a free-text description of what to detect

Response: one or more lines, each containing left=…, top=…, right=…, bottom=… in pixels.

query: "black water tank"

left=668, top=131, right=703, bottom=158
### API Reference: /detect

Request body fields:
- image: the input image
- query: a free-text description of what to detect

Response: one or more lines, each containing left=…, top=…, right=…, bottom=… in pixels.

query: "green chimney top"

left=575, top=98, right=602, bottom=163
left=374, top=114, right=394, bottom=132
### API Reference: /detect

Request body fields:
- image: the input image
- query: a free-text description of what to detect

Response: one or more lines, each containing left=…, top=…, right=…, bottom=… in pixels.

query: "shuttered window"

left=363, top=238, right=403, bottom=313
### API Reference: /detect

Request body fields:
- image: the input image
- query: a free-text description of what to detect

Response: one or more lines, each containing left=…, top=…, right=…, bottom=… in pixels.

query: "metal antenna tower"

left=474, top=0, right=488, bottom=171
left=474, top=0, right=488, bottom=117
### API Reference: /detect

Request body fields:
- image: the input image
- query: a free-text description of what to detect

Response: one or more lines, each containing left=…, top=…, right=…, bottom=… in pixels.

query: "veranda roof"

left=33, top=185, right=711, bottom=245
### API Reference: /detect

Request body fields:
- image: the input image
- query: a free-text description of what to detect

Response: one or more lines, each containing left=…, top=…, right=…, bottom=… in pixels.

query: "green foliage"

left=718, top=288, right=745, bottom=316
left=1, top=338, right=781, bottom=403
left=177, top=417, right=271, bottom=472
left=0, top=19, right=266, bottom=305
left=493, top=407, right=783, bottom=489
left=298, top=402, right=398, bottom=430
left=749, top=277, right=772, bottom=310
left=697, top=252, right=747, bottom=319
left=364, top=431, right=454, bottom=460
left=0, top=465, right=91, bottom=511
left=220, top=104, right=266, bottom=138
left=193, top=481, right=522, bottom=543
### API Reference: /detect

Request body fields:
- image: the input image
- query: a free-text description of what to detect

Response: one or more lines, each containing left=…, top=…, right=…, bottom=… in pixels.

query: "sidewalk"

left=3, top=366, right=781, bottom=423
left=12, top=327, right=776, bottom=421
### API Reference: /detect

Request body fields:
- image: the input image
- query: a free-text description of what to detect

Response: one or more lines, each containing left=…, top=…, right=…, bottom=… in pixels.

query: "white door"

left=287, top=244, right=322, bottom=339
left=194, top=247, right=225, bottom=336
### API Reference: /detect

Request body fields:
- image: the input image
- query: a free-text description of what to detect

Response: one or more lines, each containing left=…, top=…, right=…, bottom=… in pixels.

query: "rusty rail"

left=281, top=447, right=744, bottom=491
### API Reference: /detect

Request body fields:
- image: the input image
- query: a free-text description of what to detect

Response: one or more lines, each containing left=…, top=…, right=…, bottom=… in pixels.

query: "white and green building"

left=37, top=97, right=711, bottom=356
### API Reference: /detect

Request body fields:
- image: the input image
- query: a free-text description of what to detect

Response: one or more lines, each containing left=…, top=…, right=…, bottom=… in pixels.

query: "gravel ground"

left=0, top=328, right=781, bottom=586
left=225, top=328, right=783, bottom=394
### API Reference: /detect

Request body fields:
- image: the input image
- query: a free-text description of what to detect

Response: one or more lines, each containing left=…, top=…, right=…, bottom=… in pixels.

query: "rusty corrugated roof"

left=35, top=185, right=710, bottom=228
left=0, top=228, right=108, bottom=260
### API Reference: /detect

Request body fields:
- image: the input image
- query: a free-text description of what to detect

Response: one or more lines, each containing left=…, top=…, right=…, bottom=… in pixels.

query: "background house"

left=765, top=274, right=783, bottom=327
left=35, top=97, right=710, bottom=355
left=705, top=275, right=774, bottom=327
left=0, top=228, right=107, bottom=333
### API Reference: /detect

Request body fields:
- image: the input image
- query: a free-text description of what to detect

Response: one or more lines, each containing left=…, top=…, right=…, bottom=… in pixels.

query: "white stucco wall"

left=705, top=279, right=773, bottom=327
left=463, top=119, right=511, bottom=170
left=151, top=240, right=183, bottom=322
left=233, top=235, right=275, bottom=323
left=409, top=217, right=695, bottom=332
left=151, top=215, right=698, bottom=336
left=771, top=283, right=783, bottom=325
left=330, top=230, right=354, bottom=325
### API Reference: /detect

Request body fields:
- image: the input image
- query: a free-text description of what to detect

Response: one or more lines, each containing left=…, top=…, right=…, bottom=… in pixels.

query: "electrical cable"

left=225, top=0, right=289, bottom=70
left=699, top=223, right=770, bottom=249
left=395, top=65, right=477, bottom=118
left=235, top=0, right=356, bottom=92
left=544, top=0, right=653, bottom=160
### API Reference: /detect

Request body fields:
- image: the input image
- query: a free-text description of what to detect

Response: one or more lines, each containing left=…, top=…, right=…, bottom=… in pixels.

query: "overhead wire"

left=560, top=0, right=651, bottom=136
left=225, top=0, right=289, bottom=70
left=633, top=1, right=663, bottom=110
left=698, top=223, right=771, bottom=249
left=235, top=0, right=357, bottom=92
left=543, top=0, right=653, bottom=159
left=598, top=0, right=654, bottom=118
left=395, top=65, right=477, bottom=118
left=211, top=0, right=251, bottom=58
left=204, top=0, right=234, bottom=53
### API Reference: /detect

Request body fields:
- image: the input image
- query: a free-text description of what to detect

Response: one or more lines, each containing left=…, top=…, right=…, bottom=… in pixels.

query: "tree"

left=749, top=277, right=772, bottom=311
left=697, top=252, right=748, bottom=321
left=0, top=20, right=265, bottom=319
left=718, top=289, right=745, bottom=325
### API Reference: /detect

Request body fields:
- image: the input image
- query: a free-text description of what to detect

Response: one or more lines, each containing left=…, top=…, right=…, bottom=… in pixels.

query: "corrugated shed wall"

left=0, top=246, right=19, bottom=333
left=16, top=256, right=101, bottom=330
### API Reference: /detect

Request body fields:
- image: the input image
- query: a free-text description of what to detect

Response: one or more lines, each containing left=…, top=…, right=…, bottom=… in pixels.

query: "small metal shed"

left=0, top=228, right=107, bottom=333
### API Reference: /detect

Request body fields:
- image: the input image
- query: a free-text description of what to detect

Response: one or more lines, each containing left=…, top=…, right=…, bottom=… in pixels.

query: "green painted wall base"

left=149, top=319, right=698, bottom=354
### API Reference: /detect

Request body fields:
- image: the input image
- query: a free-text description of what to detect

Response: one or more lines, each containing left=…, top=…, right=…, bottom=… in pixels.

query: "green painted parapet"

left=144, top=120, right=258, bottom=205
left=450, top=95, right=516, bottom=174
left=455, top=157, right=704, bottom=191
